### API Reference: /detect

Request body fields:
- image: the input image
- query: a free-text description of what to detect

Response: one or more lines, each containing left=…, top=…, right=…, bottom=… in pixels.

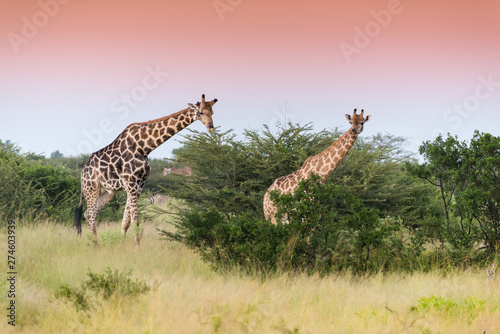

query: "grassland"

left=1, top=213, right=499, bottom=333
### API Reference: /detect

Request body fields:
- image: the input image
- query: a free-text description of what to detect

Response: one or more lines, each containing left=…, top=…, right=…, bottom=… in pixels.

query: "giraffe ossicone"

left=74, top=94, right=218, bottom=244
left=263, top=108, right=371, bottom=224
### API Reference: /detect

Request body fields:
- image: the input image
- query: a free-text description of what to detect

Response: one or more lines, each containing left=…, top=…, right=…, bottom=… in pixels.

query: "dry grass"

left=1, top=218, right=499, bottom=333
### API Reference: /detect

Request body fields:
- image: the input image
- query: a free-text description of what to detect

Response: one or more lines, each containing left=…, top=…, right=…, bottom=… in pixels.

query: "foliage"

left=407, top=131, right=500, bottom=256
left=162, top=209, right=282, bottom=273
left=56, top=283, right=90, bottom=312
left=160, top=123, right=461, bottom=275
left=50, top=150, right=64, bottom=159
left=0, top=140, right=79, bottom=223
left=161, top=175, right=425, bottom=275
left=411, top=295, right=458, bottom=313
left=167, top=124, right=338, bottom=219
left=55, top=267, right=150, bottom=313
left=411, top=295, right=486, bottom=320
left=271, top=174, right=389, bottom=273
left=167, top=124, right=436, bottom=223
left=0, top=140, right=125, bottom=224
left=328, top=133, right=442, bottom=225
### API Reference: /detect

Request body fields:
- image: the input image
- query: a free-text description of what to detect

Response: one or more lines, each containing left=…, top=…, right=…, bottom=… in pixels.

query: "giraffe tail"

left=73, top=191, right=83, bottom=235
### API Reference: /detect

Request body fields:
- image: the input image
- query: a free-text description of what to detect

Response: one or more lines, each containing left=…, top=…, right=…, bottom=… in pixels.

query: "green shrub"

left=0, top=140, right=126, bottom=225
left=161, top=175, right=423, bottom=275
left=159, top=126, right=500, bottom=274
left=407, top=131, right=500, bottom=257
left=85, top=267, right=150, bottom=299
left=56, top=283, right=89, bottom=312
left=411, top=295, right=486, bottom=321
left=55, top=268, right=150, bottom=312
left=0, top=141, right=80, bottom=223
left=167, top=124, right=343, bottom=219
left=168, top=125, right=439, bottom=225
left=271, top=174, right=403, bottom=274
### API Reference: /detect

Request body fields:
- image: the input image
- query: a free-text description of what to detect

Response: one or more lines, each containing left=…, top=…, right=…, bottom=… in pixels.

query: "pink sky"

left=1, top=0, right=499, bottom=158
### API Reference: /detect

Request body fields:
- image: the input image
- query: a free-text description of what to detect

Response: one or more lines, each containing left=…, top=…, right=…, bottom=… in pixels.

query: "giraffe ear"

left=345, top=114, right=352, bottom=122
left=364, top=115, right=371, bottom=123
left=210, top=98, right=218, bottom=106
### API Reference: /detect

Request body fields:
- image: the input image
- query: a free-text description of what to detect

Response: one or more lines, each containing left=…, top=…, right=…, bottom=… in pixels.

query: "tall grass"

left=1, top=218, right=499, bottom=333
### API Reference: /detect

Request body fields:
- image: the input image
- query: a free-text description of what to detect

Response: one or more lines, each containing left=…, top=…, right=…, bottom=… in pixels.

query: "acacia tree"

left=405, top=135, right=466, bottom=225
left=167, top=124, right=338, bottom=218
left=166, top=123, right=434, bottom=222
left=160, top=125, right=474, bottom=273
left=407, top=131, right=500, bottom=254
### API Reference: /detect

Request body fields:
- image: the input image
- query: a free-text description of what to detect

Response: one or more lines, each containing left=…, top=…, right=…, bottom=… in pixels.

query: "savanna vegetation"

left=1, top=220, right=499, bottom=333
left=0, top=124, right=499, bottom=332
left=0, top=139, right=175, bottom=224
left=160, top=125, right=499, bottom=275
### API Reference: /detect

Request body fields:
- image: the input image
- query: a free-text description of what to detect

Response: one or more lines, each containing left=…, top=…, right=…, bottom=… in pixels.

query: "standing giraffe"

left=74, top=94, right=217, bottom=244
left=263, top=109, right=371, bottom=224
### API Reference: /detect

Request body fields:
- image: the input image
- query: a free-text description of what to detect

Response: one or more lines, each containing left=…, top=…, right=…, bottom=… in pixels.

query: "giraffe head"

left=345, top=109, right=371, bottom=134
left=188, top=94, right=217, bottom=133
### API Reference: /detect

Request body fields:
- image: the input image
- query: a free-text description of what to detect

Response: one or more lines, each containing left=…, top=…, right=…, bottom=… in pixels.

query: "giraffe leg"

left=121, top=198, right=132, bottom=238
left=84, top=187, right=116, bottom=243
left=83, top=189, right=99, bottom=242
left=121, top=191, right=141, bottom=244
left=121, top=177, right=146, bottom=245
left=129, top=194, right=142, bottom=245
left=132, top=182, right=146, bottom=245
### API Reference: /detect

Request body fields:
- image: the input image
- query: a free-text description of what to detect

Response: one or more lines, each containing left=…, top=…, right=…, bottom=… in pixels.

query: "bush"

left=55, top=268, right=150, bottom=313
left=161, top=175, right=423, bottom=275
left=159, top=126, right=499, bottom=274
left=167, top=124, right=440, bottom=225
left=0, top=140, right=126, bottom=225
left=0, top=141, right=79, bottom=223
left=158, top=124, right=458, bottom=275
left=411, top=295, right=486, bottom=321
left=167, top=124, right=341, bottom=219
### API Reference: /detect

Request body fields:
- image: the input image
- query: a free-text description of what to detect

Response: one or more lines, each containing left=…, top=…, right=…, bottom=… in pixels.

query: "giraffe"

left=263, top=109, right=371, bottom=224
left=74, top=94, right=217, bottom=244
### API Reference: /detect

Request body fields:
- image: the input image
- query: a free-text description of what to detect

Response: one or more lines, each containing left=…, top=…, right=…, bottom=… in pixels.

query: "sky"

left=1, top=0, right=499, bottom=160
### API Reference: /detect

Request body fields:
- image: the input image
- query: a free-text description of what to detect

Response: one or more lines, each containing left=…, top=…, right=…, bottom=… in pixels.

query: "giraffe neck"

left=118, top=107, right=197, bottom=156
left=300, top=128, right=358, bottom=181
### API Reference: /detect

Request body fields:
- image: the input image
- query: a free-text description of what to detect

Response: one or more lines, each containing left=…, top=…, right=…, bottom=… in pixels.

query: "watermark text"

left=7, top=0, right=72, bottom=54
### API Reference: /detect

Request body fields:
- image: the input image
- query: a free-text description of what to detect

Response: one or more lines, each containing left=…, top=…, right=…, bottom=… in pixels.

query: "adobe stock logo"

left=7, top=0, right=72, bottom=54
left=213, top=0, right=243, bottom=21
left=432, top=75, right=500, bottom=137
left=339, top=0, right=408, bottom=63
